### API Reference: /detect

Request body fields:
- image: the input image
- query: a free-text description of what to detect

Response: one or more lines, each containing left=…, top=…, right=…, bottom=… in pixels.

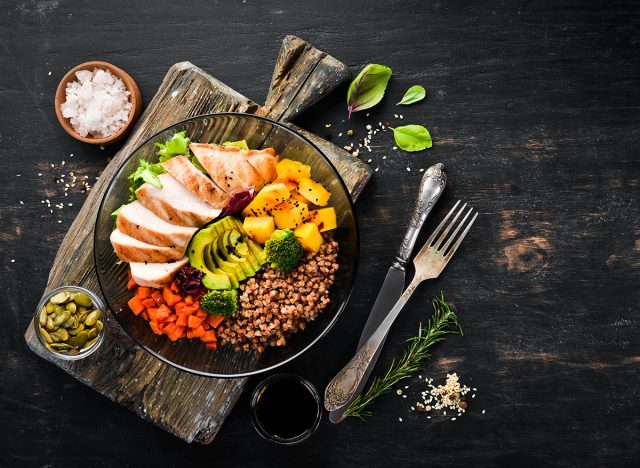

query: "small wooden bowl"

left=54, top=61, right=142, bottom=145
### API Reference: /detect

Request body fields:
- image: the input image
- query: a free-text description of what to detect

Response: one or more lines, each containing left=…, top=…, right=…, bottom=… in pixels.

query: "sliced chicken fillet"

left=116, top=201, right=197, bottom=250
left=244, top=148, right=279, bottom=183
left=130, top=257, right=189, bottom=288
left=189, top=143, right=250, bottom=194
left=135, top=173, right=220, bottom=227
left=190, top=143, right=266, bottom=191
left=161, top=156, right=230, bottom=208
left=110, top=229, right=185, bottom=263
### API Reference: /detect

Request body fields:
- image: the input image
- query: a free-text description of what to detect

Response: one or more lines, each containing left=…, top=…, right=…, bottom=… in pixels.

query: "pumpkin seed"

left=40, top=329, right=53, bottom=344
left=83, top=337, right=98, bottom=350
left=78, top=310, right=88, bottom=323
left=87, top=327, right=98, bottom=340
left=84, top=310, right=101, bottom=326
left=49, top=332, right=60, bottom=343
left=45, top=302, right=55, bottom=313
left=50, top=292, right=71, bottom=304
left=45, top=317, right=56, bottom=331
left=53, top=310, right=71, bottom=327
left=50, top=342, right=72, bottom=350
left=56, top=328, right=69, bottom=341
left=73, top=292, right=93, bottom=307
left=68, top=348, right=79, bottom=355
left=39, top=308, right=47, bottom=326
left=94, top=320, right=104, bottom=331
left=65, top=301, right=77, bottom=313
left=54, top=304, right=66, bottom=314
left=69, top=323, right=85, bottom=335
left=45, top=343, right=56, bottom=353
left=68, top=331, right=89, bottom=348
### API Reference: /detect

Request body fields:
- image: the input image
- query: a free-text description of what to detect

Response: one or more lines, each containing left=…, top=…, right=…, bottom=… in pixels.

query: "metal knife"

left=328, top=162, right=447, bottom=423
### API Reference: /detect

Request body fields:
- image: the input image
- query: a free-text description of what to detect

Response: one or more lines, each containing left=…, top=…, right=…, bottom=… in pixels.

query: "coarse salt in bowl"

left=55, top=61, right=142, bottom=145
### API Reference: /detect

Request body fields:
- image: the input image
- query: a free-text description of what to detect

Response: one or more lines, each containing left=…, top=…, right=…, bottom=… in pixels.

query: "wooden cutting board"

left=23, top=36, right=372, bottom=444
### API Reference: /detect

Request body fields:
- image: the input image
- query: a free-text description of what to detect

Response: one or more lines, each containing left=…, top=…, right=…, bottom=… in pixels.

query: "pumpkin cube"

left=243, top=216, right=275, bottom=245
left=290, top=188, right=310, bottom=205
left=307, top=207, right=337, bottom=232
left=273, top=200, right=309, bottom=229
left=298, top=178, right=331, bottom=206
left=257, top=183, right=291, bottom=204
left=276, top=158, right=311, bottom=177
left=294, top=223, right=324, bottom=253
left=275, top=164, right=312, bottom=190
left=242, top=196, right=277, bottom=217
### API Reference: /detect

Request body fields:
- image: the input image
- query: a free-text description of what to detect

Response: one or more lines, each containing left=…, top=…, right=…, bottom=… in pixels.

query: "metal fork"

left=324, top=200, right=478, bottom=413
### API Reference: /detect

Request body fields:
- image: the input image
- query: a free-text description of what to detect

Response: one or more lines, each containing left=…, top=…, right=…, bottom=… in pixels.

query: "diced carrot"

left=190, top=325, right=206, bottom=338
left=141, top=310, right=149, bottom=320
left=149, top=321, right=163, bottom=335
left=136, top=286, right=151, bottom=299
left=195, top=308, right=207, bottom=318
left=128, top=296, right=146, bottom=316
left=176, top=314, right=189, bottom=327
left=156, top=305, right=171, bottom=322
left=186, top=328, right=198, bottom=339
left=151, top=290, right=163, bottom=306
left=127, top=277, right=138, bottom=290
left=168, top=326, right=185, bottom=341
left=142, top=298, right=156, bottom=309
left=188, top=315, right=204, bottom=329
left=184, top=295, right=195, bottom=306
left=205, top=315, right=225, bottom=328
left=147, top=307, right=158, bottom=321
left=202, top=322, right=210, bottom=330
left=205, top=342, right=217, bottom=350
left=200, top=330, right=216, bottom=343
left=162, top=322, right=177, bottom=334
left=162, top=286, right=181, bottom=306
left=165, top=314, right=177, bottom=323
left=170, top=281, right=180, bottom=294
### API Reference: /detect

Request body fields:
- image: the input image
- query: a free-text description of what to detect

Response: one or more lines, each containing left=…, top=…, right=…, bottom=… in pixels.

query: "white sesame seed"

left=399, top=115, right=404, bottom=119
left=427, top=416, right=431, bottom=419
left=68, top=203, right=73, bottom=207
left=392, top=146, right=397, bottom=150
left=51, top=164, right=54, bottom=168
left=375, top=167, right=379, bottom=172
left=367, top=159, right=372, bottom=163
left=398, top=417, right=403, bottom=422
left=407, top=167, right=411, bottom=172
left=19, top=201, right=24, bottom=205
left=10, top=259, right=15, bottom=263
left=48, top=71, right=52, bottom=76
left=325, top=123, right=331, bottom=128
left=402, top=395, right=407, bottom=399
left=61, top=161, right=65, bottom=166
left=70, top=153, right=73, bottom=157
left=394, top=114, right=398, bottom=118
left=411, top=407, right=415, bottom=411
left=338, top=132, right=343, bottom=137
left=57, top=220, right=62, bottom=223
left=472, top=394, right=476, bottom=399
left=451, top=417, right=456, bottom=421
left=366, top=113, right=370, bottom=116
left=420, top=168, right=425, bottom=172
left=404, top=385, right=409, bottom=389
left=383, top=156, right=387, bottom=160
left=38, top=173, right=42, bottom=176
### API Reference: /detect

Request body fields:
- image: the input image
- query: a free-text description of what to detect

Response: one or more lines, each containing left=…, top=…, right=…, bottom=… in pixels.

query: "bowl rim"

left=34, top=285, right=108, bottom=360
left=54, top=60, right=142, bottom=145
left=93, top=112, right=360, bottom=378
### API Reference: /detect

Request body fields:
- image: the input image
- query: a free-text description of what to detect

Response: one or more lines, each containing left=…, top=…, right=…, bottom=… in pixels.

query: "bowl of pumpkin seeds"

left=35, top=286, right=108, bottom=359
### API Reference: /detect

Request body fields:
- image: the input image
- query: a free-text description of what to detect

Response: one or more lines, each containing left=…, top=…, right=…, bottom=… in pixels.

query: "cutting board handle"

left=259, top=35, right=351, bottom=122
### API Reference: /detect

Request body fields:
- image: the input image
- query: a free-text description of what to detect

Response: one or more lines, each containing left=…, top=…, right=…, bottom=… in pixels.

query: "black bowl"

left=94, top=113, right=359, bottom=378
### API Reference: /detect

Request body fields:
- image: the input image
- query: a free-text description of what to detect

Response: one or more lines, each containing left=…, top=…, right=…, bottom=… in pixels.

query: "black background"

left=2, top=1, right=639, bottom=466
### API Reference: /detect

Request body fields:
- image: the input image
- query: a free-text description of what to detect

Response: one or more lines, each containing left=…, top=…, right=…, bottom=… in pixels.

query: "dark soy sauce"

left=254, top=376, right=319, bottom=440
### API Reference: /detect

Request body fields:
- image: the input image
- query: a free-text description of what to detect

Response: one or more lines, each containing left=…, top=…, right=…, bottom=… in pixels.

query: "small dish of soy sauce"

left=250, top=373, right=321, bottom=445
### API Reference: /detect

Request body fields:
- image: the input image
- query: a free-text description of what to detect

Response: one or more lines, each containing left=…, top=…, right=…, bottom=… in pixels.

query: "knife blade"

left=328, top=162, right=446, bottom=423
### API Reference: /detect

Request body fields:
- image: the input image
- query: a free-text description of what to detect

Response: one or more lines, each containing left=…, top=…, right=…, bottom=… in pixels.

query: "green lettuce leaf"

left=222, top=140, right=250, bottom=150
left=156, top=131, right=190, bottom=162
left=128, top=160, right=166, bottom=201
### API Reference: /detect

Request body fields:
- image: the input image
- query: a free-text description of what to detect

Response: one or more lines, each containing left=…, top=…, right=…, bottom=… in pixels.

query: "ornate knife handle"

left=394, top=163, right=447, bottom=269
left=324, top=279, right=419, bottom=412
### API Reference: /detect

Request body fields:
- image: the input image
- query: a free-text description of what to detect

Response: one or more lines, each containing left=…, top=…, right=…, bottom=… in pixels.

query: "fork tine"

left=426, top=200, right=461, bottom=247
left=439, top=207, right=473, bottom=254
left=433, top=202, right=467, bottom=251
left=445, top=211, right=478, bottom=259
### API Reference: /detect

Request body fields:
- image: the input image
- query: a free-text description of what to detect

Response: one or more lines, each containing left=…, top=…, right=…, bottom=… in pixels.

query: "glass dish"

left=35, top=285, right=108, bottom=360
left=94, top=113, right=359, bottom=377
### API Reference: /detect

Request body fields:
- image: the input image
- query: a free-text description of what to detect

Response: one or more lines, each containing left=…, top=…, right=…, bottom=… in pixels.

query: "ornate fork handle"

left=324, top=278, right=421, bottom=412
left=394, top=163, right=447, bottom=269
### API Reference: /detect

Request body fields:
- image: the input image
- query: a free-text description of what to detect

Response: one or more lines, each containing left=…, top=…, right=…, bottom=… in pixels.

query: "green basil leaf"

left=391, top=125, right=433, bottom=152
left=347, top=64, right=392, bottom=118
left=397, top=85, right=426, bottom=105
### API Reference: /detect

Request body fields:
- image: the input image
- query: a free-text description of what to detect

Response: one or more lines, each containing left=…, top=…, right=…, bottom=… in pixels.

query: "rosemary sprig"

left=344, top=293, right=463, bottom=419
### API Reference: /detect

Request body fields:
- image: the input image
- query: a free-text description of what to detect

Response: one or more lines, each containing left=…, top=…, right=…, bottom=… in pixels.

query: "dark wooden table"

left=2, top=1, right=638, bottom=466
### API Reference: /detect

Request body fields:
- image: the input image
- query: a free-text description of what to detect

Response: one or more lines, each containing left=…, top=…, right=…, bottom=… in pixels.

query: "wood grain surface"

left=20, top=37, right=370, bottom=444
left=2, top=0, right=639, bottom=466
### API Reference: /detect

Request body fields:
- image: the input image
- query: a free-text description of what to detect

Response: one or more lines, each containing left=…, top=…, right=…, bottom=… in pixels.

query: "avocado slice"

left=228, top=229, right=261, bottom=272
left=188, top=226, right=231, bottom=290
left=211, top=239, right=246, bottom=282
left=219, top=230, right=255, bottom=277
left=208, top=244, right=240, bottom=289
left=224, top=217, right=266, bottom=267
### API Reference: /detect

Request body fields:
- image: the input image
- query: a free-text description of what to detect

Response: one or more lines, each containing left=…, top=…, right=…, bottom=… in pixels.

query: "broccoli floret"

left=200, top=289, right=238, bottom=318
left=264, top=228, right=303, bottom=272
